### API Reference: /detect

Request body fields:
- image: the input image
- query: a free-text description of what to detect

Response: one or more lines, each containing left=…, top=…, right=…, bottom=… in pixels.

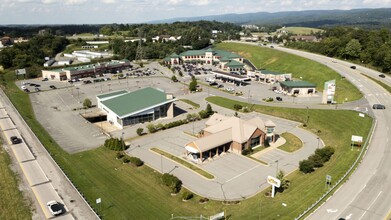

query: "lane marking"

left=359, top=191, right=382, bottom=220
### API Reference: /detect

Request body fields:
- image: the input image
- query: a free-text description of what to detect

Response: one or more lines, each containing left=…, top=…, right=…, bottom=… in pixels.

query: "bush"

left=146, top=123, right=157, bottom=133
left=182, top=191, right=194, bottom=201
left=162, top=173, right=182, bottom=194
left=83, top=98, right=92, bottom=108
left=136, top=128, right=144, bottom=136
left=299, top=159, right=315, bottom=173
left=122, top=156, right=130, bottom=164
left=116, top=152, right=124, bottom=159
left=233, top=104, right=243, bottom=111
left=241, top=148, right=253, bottom=155
left=199, top=198, right=209, bottom=203
left=104, top=138, right=127, bottom=151
left=315, top=146, right=335, bottom=162
left=129, top=157, right=144, bottom=167
left=308, top=154, right=324, bottom=168
left=198, top=110, right=209, bottom=119
left=264, top=139, right=270, bottom=147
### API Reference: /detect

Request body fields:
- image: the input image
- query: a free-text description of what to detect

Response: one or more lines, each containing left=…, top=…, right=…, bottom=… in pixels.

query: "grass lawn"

left=278, top=27, right=324, bottom=35
left=180, top=99, right=200, bottom=109
left=0, top=147, right=32, bottom=220
left=151, top=148, right=215, bottom=179
left=215, top=42, right=362, bottom=103
left=0, top=65, right=372, bottom=219
left=278, top=132, right=303, bottom=152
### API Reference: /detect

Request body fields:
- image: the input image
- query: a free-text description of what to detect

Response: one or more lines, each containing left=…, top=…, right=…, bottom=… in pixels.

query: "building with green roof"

left=97, top=87, right=176, bottom=129
left=280, top=81, right=316, bottom=95
left=163, top=48, right=244, bottom=72
left=42, top=59, right=131, bottom=81
left=255, top=69, right=292, bottom=83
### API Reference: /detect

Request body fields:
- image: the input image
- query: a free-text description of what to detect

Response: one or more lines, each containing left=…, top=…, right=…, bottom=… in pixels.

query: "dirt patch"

left=238, top=52, right=252, bottom=59
left=264, top=57, right=279, bottom=66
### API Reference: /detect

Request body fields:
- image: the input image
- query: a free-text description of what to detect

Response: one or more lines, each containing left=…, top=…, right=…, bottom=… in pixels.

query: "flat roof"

left=280, top=81, right=316, bottom=88
left=101, top=87, right=172, bottom=117
left=97, top=90, right=128, bottom=99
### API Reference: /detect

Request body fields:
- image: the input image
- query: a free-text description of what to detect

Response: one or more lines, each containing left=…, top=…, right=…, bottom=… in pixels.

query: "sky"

left=0, top=0, right=390, bottom=25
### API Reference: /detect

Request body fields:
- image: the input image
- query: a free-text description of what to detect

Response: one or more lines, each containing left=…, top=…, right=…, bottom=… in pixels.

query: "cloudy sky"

left=0, top=0, right=390, bottom=24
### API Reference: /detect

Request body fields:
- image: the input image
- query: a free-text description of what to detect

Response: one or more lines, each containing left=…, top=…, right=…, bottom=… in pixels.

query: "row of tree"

left=286, top=27, right=391, bottom=73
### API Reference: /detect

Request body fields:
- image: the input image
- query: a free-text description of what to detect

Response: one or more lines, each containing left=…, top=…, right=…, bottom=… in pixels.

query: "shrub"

left=299, top=159, right=315, bottom=173
left=241, top=148, right=253, bottom=155
left=116, top=152, right=124, bottom=159
left=182, top=191, right=194, bottom=201
left=315, top=146, right=335, bottom=162
left=308, top=154, right=324, bottom=168
left=104, top=138, right=127, bottom=151
left=129, top=157, right=144, bottom=167
left=83, top=98, right=92, bottom=108
left=233, top=104, right=243, bottom=111
left=122, top=156, right=130, bottom=164
left=199, top=198, right=209, bottom=203
left=136, top=128, right=144, bottom=136
left=146, top=123, right=157, bottom=133
left=162, top=173, right=182, bottom=194
left=198, top=110, right=209, bottom=119
left=155, top=123, right=164, bottom=131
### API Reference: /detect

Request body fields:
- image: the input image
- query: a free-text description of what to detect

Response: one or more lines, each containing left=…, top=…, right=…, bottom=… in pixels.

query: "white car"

left=21, top=85, right=27, bottom=90
left=47, top=200, right=63, bottom=216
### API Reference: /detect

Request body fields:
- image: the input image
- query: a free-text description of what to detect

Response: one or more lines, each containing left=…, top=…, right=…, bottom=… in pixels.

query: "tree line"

left=286, top=27, right=391, bottom=73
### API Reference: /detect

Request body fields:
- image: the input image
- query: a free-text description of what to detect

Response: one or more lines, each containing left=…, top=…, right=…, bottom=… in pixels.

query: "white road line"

left=359, top=191, right=382, bottom=220
left=225, top=164, right=261, bottom=183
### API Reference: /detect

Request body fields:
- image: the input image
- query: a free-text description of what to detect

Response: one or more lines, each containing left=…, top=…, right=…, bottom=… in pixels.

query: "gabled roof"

left=225, top=60, right=244, bottom=68
left=205, top=113, right=229, bottom=127
left=280, top=81, right=316, bottom=88
left=100, top=87, right=174, bottom=118
left=187, top=129, right=232, bottom=153
left=180, top=50, right=206, bottom=56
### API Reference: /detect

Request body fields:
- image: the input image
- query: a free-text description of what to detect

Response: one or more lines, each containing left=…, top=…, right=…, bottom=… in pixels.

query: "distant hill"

left=149, top=8, right=391, bottom=29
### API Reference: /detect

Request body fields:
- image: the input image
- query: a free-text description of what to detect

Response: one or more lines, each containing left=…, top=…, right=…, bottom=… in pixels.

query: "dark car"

left=34, top=84, right=41, bottom=87
left=42, top=77, right=48, bottom=81
left=350, top=66, right=356, bottom=69
left=23, top=88, right=30, bottom=93
left=217, top=84, right=224, bottom=88
left=276, top=97, right=283, bottom=101
left=373, top=104, right=386, bottom=109
left=379, top=74, right=386, bottom=78
left=10, top=136, right=22, bottom=144
left=209, top=82, right=218, bottom=86
left=49, top=85, right=57, bottom=89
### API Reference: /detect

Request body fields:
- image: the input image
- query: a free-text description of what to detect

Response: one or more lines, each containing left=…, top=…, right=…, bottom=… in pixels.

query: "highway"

left=272, top=46, right=391, bottom=220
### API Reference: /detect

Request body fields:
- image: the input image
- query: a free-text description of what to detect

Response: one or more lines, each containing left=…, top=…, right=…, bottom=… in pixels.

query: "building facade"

left=280, top=81, right=317, bottom=95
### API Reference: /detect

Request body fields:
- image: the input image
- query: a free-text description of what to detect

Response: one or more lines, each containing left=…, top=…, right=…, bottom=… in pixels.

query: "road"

left=271, top=45, right=391, bottom=220
left=0, top=89, right=98, bottom=219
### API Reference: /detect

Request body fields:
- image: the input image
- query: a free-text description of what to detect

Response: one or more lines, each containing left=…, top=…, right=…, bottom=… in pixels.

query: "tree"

left=189, top=79, right=197, bottom=92
left=276, top=170, right=290, bottom=191
left=299, top=159, right=315, bottom=173
left=83, top=98, right=92, bottom=108
left=344, top=39, right=362, bottom=59
left=171, top=75, right=178, bottom=82
left=205, top=103, right=213, bottom=116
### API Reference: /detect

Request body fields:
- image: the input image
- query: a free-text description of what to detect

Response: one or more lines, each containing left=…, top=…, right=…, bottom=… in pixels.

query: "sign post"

left=326, top=175, right=332, bottom=189
left=267, top=176, right=281, bottom=198
left=96, top=198, right=101, bottom=215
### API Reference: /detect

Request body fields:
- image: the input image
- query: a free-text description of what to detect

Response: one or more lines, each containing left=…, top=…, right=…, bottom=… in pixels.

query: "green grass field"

left=278, top=132, right=302, bottom=152
left=0, top=59, right=372, bottom=219
left=215, top=42, right=362, bottom=103
left=0, top=147, right=32, bottom=220
left=277, top=27, right=324, bottom=35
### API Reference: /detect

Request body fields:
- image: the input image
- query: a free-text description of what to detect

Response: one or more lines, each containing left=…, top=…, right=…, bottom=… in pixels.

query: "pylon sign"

left=267, top=176, right=281, bottom=198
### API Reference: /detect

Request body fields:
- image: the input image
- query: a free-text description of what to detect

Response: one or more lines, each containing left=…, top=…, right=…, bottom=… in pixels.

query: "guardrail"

left=295, top=119, right=377, bottom=220
left=0, top=89, right=101, bottom=220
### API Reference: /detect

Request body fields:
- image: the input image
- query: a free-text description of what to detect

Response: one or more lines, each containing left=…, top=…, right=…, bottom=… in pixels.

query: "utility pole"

left=135, top=28, right=144, bottom=63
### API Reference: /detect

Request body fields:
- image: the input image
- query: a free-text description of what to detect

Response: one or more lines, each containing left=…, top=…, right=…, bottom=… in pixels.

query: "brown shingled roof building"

left=185, top=113, right=276, bottom=163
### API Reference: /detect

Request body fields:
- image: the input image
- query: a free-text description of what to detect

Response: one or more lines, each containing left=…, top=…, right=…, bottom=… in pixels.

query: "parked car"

left=217, top=84, right=224, bottom=88
left=379, top=74, right=386, bottom=78
left=49, top=85, right=57, bottom=89
left=209, top=82, right=218, bottom=86
left=276, top=97, right=283, bottom=101
left=42, top=77, right=49, bottom=81
left=34, top=84, right=41, bottom=87
left=23, top=88, right=30, bottom=93
left=21, top=85, right=27, bottom=90
left=373, top=104, right=386, bottom=109
left=35, top=88, right=40, bottom=92
left=10, top=136, right=22, bottom=144
left=350, top=66, right=356, bottom=69
left=47, top=201, right=63, bottom=216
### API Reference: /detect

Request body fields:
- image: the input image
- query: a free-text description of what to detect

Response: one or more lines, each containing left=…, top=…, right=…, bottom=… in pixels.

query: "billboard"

left=322, top=79, right=336, bottom=104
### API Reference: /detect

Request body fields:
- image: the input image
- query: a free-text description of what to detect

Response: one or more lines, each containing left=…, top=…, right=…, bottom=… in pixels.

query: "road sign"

left=15, top=69, right=26, bottom=75
left=326, top=175, right=332, bottom=181
left=96, top=198, right=101, bottom=204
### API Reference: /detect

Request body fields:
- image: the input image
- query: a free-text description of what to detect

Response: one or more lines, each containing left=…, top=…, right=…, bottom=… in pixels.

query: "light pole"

left=168, top=165, right=179, bottom=174
left=306, top=106, right=309, bottom=124
left=317, top=137, right=320, bottom=148
left=108, top=83, right=111, bottom=92
left=121, top=132, right=125, bottom=152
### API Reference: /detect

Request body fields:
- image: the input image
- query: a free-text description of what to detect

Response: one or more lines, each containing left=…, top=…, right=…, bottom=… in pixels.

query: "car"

left=23, top=88, right=30, bottom=93
left=270, top=46, right=274, bottom=48
left=276, top=97, right=283, bottom=101
left=47, top=201, right=63, bottom=216
left=10, top=136, right=22, bottom=144
left=49, top=85, right=57, bottom=89
left=42, top=77, right=48, bottom=81
left=21, top=85, right=27, bottom=90
left=350, top=65, right=356, bottom=69
left=217, top=84, right=224, bottom=88
left=35, top=88, right=41, bottom=92
left=34, top=84, right=41, bottom=87
left=379, top=74, right=386, bottom=78
left=373, top=104, right=386, bottom=109
left=209, top=82, right=218, bottom=86
left=29, top=83, right=36, bottom=86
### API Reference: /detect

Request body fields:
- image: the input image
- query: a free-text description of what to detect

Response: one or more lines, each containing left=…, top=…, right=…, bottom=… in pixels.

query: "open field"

left=278, top=132, right=303, bottom=152
left=215, top=42, right=362, bottom=103
left=278, top=27, right=324, bottom=35
left=0, top=146, right=32, bottom=220
left=1, top=66, right=373, bottom=219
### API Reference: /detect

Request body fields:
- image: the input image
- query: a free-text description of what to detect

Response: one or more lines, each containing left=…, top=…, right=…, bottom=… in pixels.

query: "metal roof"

left=280, top=81, right=316, bottom=88
left=97, top=90, right=128, bottom=100
left=100, top=87, right=174, bottom=118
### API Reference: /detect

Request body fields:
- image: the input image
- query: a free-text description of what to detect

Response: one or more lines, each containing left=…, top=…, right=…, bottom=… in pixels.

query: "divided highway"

left=274, top=46, right=391, bottom=220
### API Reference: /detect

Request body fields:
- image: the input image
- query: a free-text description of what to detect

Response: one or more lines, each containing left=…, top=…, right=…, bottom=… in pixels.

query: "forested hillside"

left=286, top=27, right=391, bottom=73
